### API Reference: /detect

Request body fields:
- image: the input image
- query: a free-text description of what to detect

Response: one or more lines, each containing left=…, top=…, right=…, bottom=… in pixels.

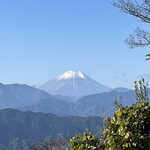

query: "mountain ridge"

left=0, top=81, right=136, bottom=117
left=0, top=108, right=102, bottom=150
left=0, top=83, right=51, bottom=109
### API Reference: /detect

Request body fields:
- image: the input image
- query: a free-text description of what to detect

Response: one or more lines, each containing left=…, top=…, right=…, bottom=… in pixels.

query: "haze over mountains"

left=0, top=83, right=50, bottom=109
left=37, top=71, right=111, bottom=97
left=0, top=71, right=134, bottom=117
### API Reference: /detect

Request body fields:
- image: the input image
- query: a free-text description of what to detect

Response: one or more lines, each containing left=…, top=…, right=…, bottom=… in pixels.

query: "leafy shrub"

left=102, top=101, right=150, bottom=150
left=69, top=130, right=101, bottom=150
left=102, top=79, right=150, bottom=150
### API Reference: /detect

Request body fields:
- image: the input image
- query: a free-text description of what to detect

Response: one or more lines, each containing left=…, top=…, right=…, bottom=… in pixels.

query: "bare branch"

left=27, top=139, right=68, bottom=150
left=125, top=28, right=150, bottom=48
left=112, top=0, right=150, bottom=23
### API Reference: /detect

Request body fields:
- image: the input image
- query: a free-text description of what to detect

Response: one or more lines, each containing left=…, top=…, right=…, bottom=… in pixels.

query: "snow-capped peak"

left=37, top=70, right=111, bottom=97
left=57, top=71, right=85, bottom=80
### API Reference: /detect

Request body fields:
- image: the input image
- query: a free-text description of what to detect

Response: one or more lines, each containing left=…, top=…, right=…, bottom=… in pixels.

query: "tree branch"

left=112, top=0, right=150, bottom=23
left=125, top=28, right=150, bottom=48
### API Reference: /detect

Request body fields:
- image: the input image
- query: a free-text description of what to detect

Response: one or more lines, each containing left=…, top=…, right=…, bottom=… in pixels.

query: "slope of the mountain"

left=20, top=96, right=72, bottom=116
left=20, top=90, right=137, bottom=117
left=0, top=108, right=102, bottom=150
left=0, top=83, right=51, bottom=109
left=73, top=90, right=136, bottom=117
left=111, top=87, right=132, bottom=93
left=37, top=71, right=111, bottom=97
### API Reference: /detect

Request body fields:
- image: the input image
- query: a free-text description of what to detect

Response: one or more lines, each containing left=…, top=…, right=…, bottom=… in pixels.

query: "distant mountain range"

left=0, top=81, right=135, bottom=118
left=36, top=71, right=111, bottom=97
left=20, top=90, right=136, bottom=117
left=0, top=83, right=50, bottom=109
left=111, top=87, right=132, bottom=93
left=0, top=108, right=102, bottom=150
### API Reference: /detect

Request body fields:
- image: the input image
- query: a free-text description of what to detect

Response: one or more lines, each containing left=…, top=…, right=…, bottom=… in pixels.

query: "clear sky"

left=0, top=0, right=150, bottom=89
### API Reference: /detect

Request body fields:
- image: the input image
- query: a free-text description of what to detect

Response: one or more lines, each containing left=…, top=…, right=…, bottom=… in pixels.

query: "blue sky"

left=0, top=0, right=150, bottom=89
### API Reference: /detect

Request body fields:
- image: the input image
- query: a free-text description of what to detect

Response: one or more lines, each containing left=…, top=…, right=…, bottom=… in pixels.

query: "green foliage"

left=134, top=78, right=149, bottom=102
left=146, top=53, right=150, bottom=60
left=102, top=79, right=150, bottom=150
left=102, top=101, right=150, bottom=150
left=69, top=130, right=101, bottom=150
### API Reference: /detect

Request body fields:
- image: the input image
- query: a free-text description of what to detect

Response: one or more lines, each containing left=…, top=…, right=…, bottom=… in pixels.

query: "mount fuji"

left=37, top=71, right=111, bottom=97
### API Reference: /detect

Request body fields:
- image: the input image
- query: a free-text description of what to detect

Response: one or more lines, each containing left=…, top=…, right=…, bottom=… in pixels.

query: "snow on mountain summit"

left=37, top=71, right=111, bottom=98
left=57, top=71, right=85, bottom=80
